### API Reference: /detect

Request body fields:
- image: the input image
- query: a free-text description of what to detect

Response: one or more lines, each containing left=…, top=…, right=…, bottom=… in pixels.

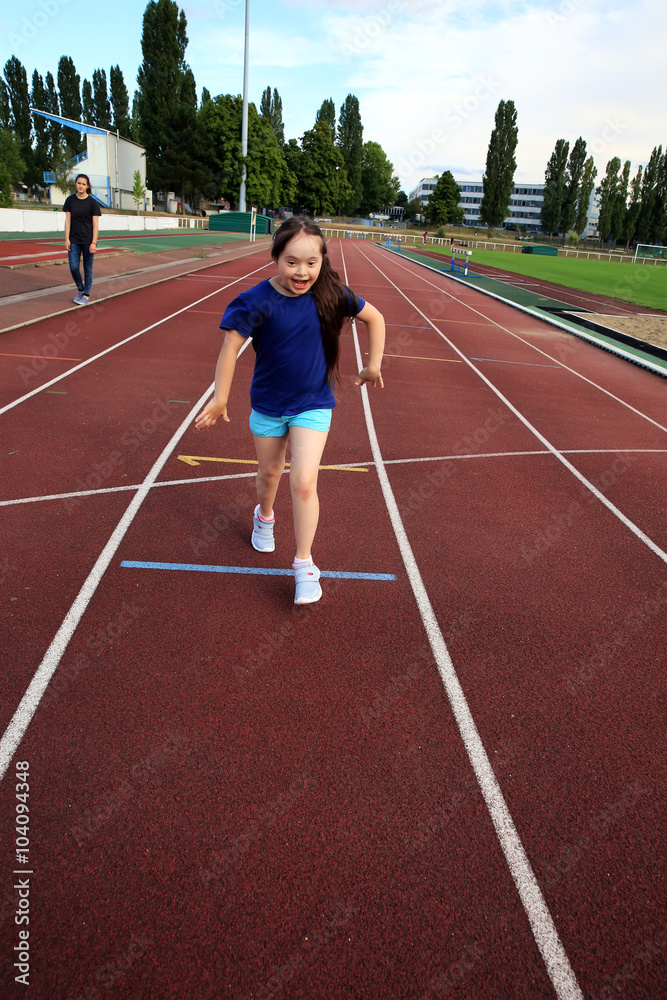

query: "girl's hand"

left=355, top=366, right=384, bottom=388
left=194, top=400, right=229, bottom=430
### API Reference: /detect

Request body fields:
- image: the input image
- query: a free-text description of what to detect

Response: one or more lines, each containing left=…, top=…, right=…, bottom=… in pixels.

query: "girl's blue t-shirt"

left=219, top=278, right=365, bottom=417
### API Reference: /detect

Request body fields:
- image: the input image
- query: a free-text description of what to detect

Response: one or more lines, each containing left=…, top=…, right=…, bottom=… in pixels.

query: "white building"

left=408, top=176, right=599, bottom=237
left=31, top=109, right=151, bottom=212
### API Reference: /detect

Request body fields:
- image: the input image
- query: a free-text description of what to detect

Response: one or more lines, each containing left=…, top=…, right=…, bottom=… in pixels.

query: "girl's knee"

left=290, top=474, right=317, bottom=502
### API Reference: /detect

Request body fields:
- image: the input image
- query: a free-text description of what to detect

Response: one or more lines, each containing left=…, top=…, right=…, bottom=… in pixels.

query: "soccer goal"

left=632, top=244, right=666, bottom=263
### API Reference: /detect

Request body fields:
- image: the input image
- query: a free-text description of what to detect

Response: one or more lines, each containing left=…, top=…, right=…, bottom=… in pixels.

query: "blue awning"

left=30, top=108, right=108, bottom=136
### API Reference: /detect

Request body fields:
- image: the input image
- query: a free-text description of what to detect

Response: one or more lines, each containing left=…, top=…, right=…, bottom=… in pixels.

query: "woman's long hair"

left=271, top=218, right=358, bottom=388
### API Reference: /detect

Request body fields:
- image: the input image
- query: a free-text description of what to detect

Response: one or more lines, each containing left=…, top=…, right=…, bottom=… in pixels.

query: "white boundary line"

left=0, top=258, right=270, bottom=415
left=378, top=243, right=667, bottom=380
left=0, top=242, right=271, bottom=335
left=0, top=327, right=259, bottom=782
left=374, top=245, right=667, bottom=430
left=358, top=244, right=667, bottom=566
left=340, top=244, right=584, bottom=1000
left=2, top=449, right=666, bottom=509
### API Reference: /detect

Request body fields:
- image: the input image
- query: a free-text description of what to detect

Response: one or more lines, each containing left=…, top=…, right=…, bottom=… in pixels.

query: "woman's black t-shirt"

left=64, top=194, right=101, bottom=245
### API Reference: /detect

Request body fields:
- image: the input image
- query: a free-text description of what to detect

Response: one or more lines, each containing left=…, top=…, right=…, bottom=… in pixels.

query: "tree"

left=200, top=93, right=294, bottom=209
left=336, top=94, right=363, bottom=216
left=315, top=98, right=336, bottom=141
left=132, top=169, right=146, bottom=213
left=3, top=57, right=34, bottom=181
left=109, top=65, right=131, bottom=137
left=201, top=87, right=211, bottom=107
left=635, top=146, right=661, bottom=244
left=425, top=171, right=464, bottom=226
left=405, top=196, right=423, bottom=222
left=30, top=71, right=50, bottom=179
left=611, top=160, right=631, bottom=244
left=561, top=136, right=587, bottom=235
left=0, top=79, right=10, bottom=129
left=92, top=69, right=112, bottom=130
left=624, top=165, right=642, bottom=248
left=246, top=106, right=295, bottom=208
left=135, top=0, right=190, bottom=194
left=57, top=56, right=83, bottom=152
left=259, top=86, right=284, bottom=146
left=541, top=138, right=569, bottom=235
left=167, top=67, right=205, bottom=213
left=649, top=146, right=666, bottom=244
left=575, top=156, right=597, bottom=236
left=479, top=99, right=518, bottom=234
left=297, top=119, right=350, bottom=216
left=82, top=79, right=95, bottom=124
left=359, top=140, right=399, bottom=215
left=596, top=157, right=621, bottom=243
left=0, top=127, right=27, bottom=204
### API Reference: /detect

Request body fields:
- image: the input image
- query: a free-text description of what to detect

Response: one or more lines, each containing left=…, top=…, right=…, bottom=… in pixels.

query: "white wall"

left=0, top=208, right=177, bottom=233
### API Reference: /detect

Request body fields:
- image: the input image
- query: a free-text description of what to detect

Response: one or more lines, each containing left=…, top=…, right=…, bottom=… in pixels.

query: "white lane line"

left=378, top=246, right=667, bottom=397
left=0, top=260, right=270, bottom=416
left=341, top=244, right=584, bottom=1000
left=0, top=342, right=255, bottom=782
left=360, top=245, right=667, bottom=566
left=4, top=450, right=666, bottom=509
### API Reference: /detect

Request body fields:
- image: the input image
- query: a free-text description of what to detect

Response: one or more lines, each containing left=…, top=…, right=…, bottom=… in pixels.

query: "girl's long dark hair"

left=271, top=217, right=358, bottom=388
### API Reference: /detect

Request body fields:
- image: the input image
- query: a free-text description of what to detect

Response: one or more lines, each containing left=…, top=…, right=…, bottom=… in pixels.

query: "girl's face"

left=75, top=177, right=88, bottom=196
left=275, top=233, right=323, bottom=296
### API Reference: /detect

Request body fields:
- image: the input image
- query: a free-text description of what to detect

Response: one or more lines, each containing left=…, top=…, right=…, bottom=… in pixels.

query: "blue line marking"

left=469, top=357, right=559, bottom=368
left=121, top=560, right=396, bottom=581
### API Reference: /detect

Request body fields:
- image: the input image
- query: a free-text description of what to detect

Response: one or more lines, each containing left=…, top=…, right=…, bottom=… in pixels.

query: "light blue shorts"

left=249, top=408, right=332, bottom=437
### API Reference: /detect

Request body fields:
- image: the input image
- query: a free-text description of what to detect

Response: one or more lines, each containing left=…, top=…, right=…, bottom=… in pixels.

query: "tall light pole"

left=239, top=0, right=249, bottom=213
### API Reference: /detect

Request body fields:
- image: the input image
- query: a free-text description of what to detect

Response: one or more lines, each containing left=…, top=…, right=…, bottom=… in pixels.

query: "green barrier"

left=209, top=212, right=273, bottom=234
left=521, top=245, right=558, bottom=255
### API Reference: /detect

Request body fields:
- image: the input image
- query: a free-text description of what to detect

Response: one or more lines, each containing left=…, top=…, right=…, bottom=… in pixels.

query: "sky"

left=2, top=0, right=665, bottom=195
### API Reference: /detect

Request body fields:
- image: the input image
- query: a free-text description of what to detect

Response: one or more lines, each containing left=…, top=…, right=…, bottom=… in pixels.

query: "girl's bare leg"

left=288, top=425, right=329, bottom=560
left=253, top=433, right=288, bottom=516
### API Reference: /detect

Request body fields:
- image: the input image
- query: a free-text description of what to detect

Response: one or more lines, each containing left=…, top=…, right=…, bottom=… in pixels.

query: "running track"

left=1, top=241, right=665, bottom=999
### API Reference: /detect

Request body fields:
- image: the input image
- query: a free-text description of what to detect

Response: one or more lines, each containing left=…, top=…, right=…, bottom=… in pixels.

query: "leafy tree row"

left=596, top=147, right=667, bottom=247
left=541, top=136, right=666, bottom=245
left=1, top=54, right=133, bottom=192
left=0, top=0, right=400, bottom=218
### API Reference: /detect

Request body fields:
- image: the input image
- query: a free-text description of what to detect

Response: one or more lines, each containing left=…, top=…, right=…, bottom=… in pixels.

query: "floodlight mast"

left=239, top=0, right=249, bottom=213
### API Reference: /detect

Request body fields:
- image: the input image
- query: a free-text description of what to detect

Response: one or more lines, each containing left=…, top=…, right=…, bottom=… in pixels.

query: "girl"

left=195, top=217, right=385, bottom=605
left=64, top=173, right=101, bottom=305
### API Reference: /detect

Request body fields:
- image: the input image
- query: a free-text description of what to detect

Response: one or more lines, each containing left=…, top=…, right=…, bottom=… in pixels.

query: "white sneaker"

left=251, top=504, right=275, bottom=552
left=293, top=560, right=322, bottom=605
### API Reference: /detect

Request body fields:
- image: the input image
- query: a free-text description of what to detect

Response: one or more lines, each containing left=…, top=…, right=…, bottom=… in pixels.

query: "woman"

left=64, top=174, right=101, bottom=305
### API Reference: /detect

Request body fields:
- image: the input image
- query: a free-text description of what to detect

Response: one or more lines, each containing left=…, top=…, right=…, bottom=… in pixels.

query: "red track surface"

left=0, top=238, right=131, bottom=268
left=1, top=242, right=666, bottom=999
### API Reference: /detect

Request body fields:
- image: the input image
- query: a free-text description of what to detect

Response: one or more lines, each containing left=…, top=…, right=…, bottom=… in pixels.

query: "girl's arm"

left=194, top=329, right=247, bottom=429
left=354, top=301, right=385, bottom=388
left=64, top=212, right=71, bottom=251
left=90, top=213, right=99, bottom=253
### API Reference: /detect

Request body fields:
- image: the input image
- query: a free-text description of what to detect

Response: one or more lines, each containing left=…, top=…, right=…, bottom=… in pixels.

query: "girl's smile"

left=275, top=233, right=323, bottom=296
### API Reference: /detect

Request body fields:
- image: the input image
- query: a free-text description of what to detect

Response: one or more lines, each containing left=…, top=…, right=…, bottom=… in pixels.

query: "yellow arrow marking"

left=177, top=455, right=368, bottom=472
left=365, top=352, right=461, bottom=363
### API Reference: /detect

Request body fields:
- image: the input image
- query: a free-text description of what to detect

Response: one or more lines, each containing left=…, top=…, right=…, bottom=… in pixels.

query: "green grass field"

left=425, top=246, right=667, bottom=312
